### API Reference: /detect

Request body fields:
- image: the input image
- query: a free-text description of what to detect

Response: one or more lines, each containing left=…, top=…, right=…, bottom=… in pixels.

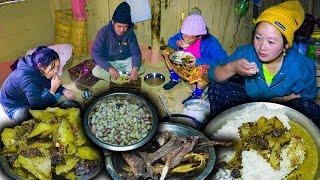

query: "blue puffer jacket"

left=168, top=32, right=228, bottom=67
left=210, top=44, right=317, bottom=100
left=0, top=56, right=64, bottom=109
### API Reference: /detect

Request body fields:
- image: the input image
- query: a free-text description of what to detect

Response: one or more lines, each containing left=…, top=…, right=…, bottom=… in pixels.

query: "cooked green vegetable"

left=13, top=155, right=51, bottom=179
left=0, top=107, right=101, bottom=179
left=28, top=122, right=51, bottom=138
left=77, top=146, right=100, bottom=160
left=227, top=116, right=301, bottom=171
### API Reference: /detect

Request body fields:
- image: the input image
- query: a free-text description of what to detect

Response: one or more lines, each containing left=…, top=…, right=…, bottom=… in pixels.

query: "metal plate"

left=204, top=102, right=320, bottom=178
left=144, top=72, right=165, bottom=86
left=83, top=92, right=159, bottom=151
left=105, top=122, right=216, bottom=180
left=0, top=154, right=103, bottom=180
left=169, top=51, right=195, bottom=65
left=160, top=114, right=202, bottom=129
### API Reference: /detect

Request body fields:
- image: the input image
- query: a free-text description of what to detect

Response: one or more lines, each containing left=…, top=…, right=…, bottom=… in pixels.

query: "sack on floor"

left=68, top=59, right=99, bottom=90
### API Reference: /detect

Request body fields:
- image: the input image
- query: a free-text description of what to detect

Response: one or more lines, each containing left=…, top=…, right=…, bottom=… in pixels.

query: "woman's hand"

left=63, top=89, right=75, bottom=100
left=108, top=67, right=120, bottom=80
left=176, top=40, right=190, bottom=49
left=271, top=93, right=300, bottom=103
left=232, top=59, right=258, bottom=76
left=130, top=67, right=138, bottom=81
left=214, top=58, right=258, bottom=82
left=50, top=75, right=61, bottom=94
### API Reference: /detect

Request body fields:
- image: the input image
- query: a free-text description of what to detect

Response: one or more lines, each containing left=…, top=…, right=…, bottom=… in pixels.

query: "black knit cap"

left=112, top=2, right=132, bottom=24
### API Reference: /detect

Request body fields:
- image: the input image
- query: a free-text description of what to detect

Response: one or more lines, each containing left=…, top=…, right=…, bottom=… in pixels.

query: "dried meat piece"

left=121, top=151, right=146, bottom=178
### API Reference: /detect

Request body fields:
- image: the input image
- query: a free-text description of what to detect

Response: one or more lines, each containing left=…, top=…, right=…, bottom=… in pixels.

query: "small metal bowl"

left=144, top=73, right=165, bottom=86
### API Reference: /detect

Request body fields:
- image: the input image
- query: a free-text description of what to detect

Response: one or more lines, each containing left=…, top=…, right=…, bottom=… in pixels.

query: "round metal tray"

left=83, top=92, right=159, bottom=151
left=105, top=122, right=216, bottom=180
left=0, top=154, right=103, bottom=180
left=204, top=102, right=320, bottom=178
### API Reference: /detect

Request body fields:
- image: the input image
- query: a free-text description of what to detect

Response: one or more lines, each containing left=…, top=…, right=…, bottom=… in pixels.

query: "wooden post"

left=150, top=0, right=161, bottom=64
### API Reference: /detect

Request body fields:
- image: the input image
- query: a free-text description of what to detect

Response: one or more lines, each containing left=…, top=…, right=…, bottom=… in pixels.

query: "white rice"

left=242, top=151, right=288, bottom=180
left=212, top=103, right=297, bottom=180
left=212, top=103, right=290, bottom=140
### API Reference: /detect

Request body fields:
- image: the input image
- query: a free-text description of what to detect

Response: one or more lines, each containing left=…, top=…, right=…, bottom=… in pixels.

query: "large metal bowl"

left=0, top=155, right=103, bottom=180
left=204, top=102, right=320, bottom=178
left=105, top=122, right=215, bottom=180
left=83, top=92, right=159, bottom=151
left=105, top=122, right=216, bottom=180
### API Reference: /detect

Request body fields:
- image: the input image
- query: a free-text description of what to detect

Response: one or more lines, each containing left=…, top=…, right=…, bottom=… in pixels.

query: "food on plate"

left=111, top=74, right=130, bottom=84
left=170, top=51, right=195, bottom=64
left=180, top=55, right=195, bottom=64
left=0, top=107, right=101, bottom=180
left=119, top=131, right=211, bottom=179
left=213, top=116, right=318, bottom=180
left=89, top=98, right=153, bottom=146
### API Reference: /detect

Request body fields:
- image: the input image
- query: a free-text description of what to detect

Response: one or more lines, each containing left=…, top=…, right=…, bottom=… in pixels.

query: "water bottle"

left=307, top=30, right=320, bottom=66
left=234, top=0, right=249, bottom=17
left=293, top=36, right=308, bottom=56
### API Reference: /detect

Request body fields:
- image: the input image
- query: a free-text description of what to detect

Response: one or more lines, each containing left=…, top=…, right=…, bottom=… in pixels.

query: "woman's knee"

left=138, top=64, right=145, bottom=75
left=12, top=107, right=30, bottom=123
left=92, top=65, right=110, bottom=81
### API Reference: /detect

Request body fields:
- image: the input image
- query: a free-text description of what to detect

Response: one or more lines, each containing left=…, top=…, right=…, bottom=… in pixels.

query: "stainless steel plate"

left=204, top=102, right=320, bottom=178
left=105, top=122, right=216, bottom=180
left=83, top=92, right=159, bottom=151
left=169, top=51, right=195, bottom=65
left=0, top=155, right=103, bottom=180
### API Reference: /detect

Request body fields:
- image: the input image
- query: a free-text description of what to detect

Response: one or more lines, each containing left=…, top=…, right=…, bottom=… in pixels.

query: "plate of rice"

left=204, top=102, right=320, bottom=180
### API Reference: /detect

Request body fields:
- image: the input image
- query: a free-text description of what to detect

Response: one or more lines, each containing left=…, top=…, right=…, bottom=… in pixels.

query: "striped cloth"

left=208, top=77, right=250, bottom=118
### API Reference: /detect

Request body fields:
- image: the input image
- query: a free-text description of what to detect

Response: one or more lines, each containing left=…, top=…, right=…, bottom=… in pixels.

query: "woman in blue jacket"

left=208, top=1, right=320, bottom=126
left=0, top=46, right=75, bottom=123
left=163, top=14, right=227, bottom=104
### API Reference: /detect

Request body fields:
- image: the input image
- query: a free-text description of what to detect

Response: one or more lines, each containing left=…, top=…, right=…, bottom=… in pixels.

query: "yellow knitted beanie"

left=255, top=0, right=304, bottom=47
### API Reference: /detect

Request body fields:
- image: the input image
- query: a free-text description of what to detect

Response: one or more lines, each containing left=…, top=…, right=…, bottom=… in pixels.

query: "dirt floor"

left=0, top=54, right=193, bottom=180
left=61, top=55, right=194, bottom=119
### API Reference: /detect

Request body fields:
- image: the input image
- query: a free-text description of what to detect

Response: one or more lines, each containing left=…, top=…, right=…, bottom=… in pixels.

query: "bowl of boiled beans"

left=83, top=92, right=159, bottom=151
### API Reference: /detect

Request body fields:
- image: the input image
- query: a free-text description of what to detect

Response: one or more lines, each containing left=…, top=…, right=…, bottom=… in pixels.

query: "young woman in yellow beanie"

left=208, top=1, right=320, bottom=126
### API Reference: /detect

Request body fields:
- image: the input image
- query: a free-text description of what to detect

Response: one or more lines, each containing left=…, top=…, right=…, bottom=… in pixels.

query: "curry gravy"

left=287, top=121, right=318, bottom=179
